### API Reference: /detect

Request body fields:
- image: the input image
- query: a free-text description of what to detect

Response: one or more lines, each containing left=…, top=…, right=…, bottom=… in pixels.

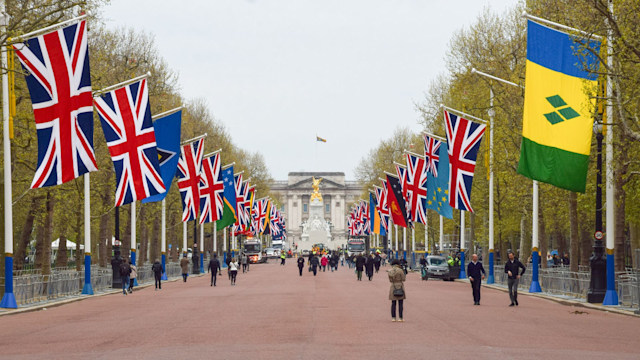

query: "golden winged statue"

left=310, top=176, right=323, bottom=202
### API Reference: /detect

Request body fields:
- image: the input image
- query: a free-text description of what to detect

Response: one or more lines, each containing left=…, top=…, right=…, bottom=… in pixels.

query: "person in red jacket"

left=320, top=255, right=329, bottom=272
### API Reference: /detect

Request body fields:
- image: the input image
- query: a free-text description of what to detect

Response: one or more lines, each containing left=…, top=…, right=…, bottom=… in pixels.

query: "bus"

left=243, top=238, right=265, bottom=263
left=347, top=238, right=366, bottom=256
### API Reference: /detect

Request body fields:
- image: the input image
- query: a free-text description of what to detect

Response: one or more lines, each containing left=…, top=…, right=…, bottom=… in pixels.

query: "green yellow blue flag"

left=216, top=165, right=237, bottom=230
left=517, top=20, right=601, bottom=193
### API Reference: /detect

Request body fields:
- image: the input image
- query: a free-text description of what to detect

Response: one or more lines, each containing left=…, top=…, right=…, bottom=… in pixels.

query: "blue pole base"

left=603, top=253, right=619, bottom=306
left=0, top=292, right=17, bottom=309
left=529, top=280, right=542, bottom=293
left=161, top=254, right=168, bottom=280
left=133, top=278, right=138, bottom=286
left=459, top=251, right=466, bottom=279
left=223, top=252, right=228, bottom=268
left=81, top=282, right=94, bottom=295
left=487, top=274, right=495, bottom=284
left=199, top=253, right=204, bottom=274
left=130, top=251, right=136, bottom=266
left=1, top=256, right=17, bottom=309
left=487, top=251, right=495, bottom=284
left=403, top=251, right=407, bottom=261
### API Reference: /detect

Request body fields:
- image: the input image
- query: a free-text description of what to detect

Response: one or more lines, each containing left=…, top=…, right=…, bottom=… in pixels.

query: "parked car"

left=425, top=255, right=456, bottom=281
left=301, top=250, right=310, bottom=256
left=265, top=247, right=278, bottom=258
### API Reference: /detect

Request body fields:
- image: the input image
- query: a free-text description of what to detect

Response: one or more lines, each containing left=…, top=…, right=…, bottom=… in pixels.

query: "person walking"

left=340, top=252, right=345, bottom=267
left=119, top=258, right=131, bottom=295
left=505, top=251, right=526, bottom=306
left=365, top=254, right=375, bottom=281
left=320, top=254, right=328, bottom=272
left=374, top=252, right=381, bottom=273
left=226, top=254, right=232, bottom=279
left=241, top=253, right=248, bottom=273
left=151, top=259, right=163, bottom=290
left=280, top=251, right=286, bottom=266
left=128, top=262, right=137, bottom=293
left=388, top=259, right=406, bottom=322
left=467, top=254, right=486, bottom=305
left=355, top=253, right=366, bottom=281
left=229, top=257, right=239, bottom=285
left=180, top=254, right=190, bottom=282
left=310, top=254, right=319, bottom=276
left=208, top=253, right=222, bottom=287
left=297, top=256, right=305, bottom=276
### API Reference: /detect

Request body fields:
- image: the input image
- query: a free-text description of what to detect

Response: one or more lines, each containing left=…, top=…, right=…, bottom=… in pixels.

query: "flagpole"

left=488, top=88, right=495, bottom=284
left=181, top=133, right=208, bottom=146
left=183, top=222, right=187, bottom=257
left=395, top=224, right=399, bottom=260
left=602, top=0, right=618, bottom=306
left=459, top=211, right=466, bottom=279
left=93, top=72, right=151, bottom=97
left=439, top=215, right=444, bottom=256
left=161, top=199, right=167, bottom=280
left=0, top=5, right=17, bottom=309
left=199, top=223, right=204, bottom=273
left=81, top=173, right=93, bottom=295
left=213, top=224, right=217, bottom=257
left=131, top=201, right=137, bottom=286
left=203, top=148, right=222, bottom=158
left=402, top=226, right=407, bottom=262
left=411, top=226, right=415, bottom=268
left=11, top=14, right=88, bottom=42
left=440, top=104, right=488, bottom=124
left=522, top=12, right=603, bottom=39
left=152, top=105, right=185, bottom=120
left=222, top=227, right=227, bottom=268
left=424, top=222, right=428, bottom=256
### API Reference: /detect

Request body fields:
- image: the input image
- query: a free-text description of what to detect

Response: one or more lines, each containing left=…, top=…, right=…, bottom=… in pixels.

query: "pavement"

left=0, top=259, right=639, bottom=360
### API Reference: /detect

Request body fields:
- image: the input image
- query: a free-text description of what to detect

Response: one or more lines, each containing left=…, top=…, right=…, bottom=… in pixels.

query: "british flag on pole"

left=94, top=79, right=165, bottom=206
left=444, top=110, right=486, bottom=212
left=405, top=152, right=428, bottom=224
left=199, top=152, right=224, bottom=224
left=423, top=134, right=441, bottom=177
left=177, top=138, right=204, bottom=222
left=14, top=20, right=98, bottom=188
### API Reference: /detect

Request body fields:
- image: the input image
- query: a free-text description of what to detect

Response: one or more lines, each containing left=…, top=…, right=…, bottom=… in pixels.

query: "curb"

left=453, top=278, right=640, bottom=318
left=0, top=273, right=205, bottom=317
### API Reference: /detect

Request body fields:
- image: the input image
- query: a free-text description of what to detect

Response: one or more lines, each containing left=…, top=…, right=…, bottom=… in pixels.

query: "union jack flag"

left=347, top=214, right=357, bottom=236
left=177, top=138, right=204, bottom=221
left=444, top=110, right=486, bottom=212
left=423, top=134, right=442, bottom=177
left=405, top=153, right=428, bottom=224
left=14, top=20, right=98, bottom=188
left=270, top=205, right=281, bottom=237
left=94, top=79, right=164, bottom=206
left=234, top=173, right=245, bottom=226
left=199, top=152, right=224, bottom=224
left=253, top=198, right=269, bottom=235
left=374, top=185, right=390, bottom=231
left=360, top=200, right=370, bottom=235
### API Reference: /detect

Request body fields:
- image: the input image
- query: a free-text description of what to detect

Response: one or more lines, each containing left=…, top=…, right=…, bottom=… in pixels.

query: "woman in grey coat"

left=388, top=259, right=406, bottom=322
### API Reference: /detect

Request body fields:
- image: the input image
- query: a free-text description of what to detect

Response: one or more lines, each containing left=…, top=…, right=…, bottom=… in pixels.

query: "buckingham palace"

left=270, top=172, right=364, bottom=250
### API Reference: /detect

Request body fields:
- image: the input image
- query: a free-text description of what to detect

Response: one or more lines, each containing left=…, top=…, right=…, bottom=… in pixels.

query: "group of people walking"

left=466, top=251, right=526, bottom=306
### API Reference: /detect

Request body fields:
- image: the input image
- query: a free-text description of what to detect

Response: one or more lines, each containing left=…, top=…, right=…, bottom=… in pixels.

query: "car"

left=301, top=250, right=310, bottom=256
left=424, top=255, right=456, bottom=281
left=264, top=247, right=278, bottom=258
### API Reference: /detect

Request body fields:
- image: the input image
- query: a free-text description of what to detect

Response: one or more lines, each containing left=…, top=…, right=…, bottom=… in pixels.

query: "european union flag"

left=142, top=110, right=182, bottom=203
left=426, top=143, right=453, bottom=219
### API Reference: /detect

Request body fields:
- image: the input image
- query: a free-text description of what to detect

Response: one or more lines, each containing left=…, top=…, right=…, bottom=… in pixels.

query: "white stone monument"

left=300, top=177, right=332, bottom=250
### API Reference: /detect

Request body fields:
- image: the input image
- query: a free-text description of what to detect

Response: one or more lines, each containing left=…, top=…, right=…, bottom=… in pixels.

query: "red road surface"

left=1, top=260, right=638, bottom=359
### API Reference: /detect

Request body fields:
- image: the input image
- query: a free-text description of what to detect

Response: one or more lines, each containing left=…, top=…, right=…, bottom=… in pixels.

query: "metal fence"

left=1, top=261, right=188, bottom=307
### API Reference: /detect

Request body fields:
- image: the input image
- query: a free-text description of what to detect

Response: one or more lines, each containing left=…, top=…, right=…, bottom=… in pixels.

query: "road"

left=0, top=258, right=638, bottom=359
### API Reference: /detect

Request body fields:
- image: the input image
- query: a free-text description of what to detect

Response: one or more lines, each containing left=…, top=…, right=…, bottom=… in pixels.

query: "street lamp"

left=588, top=122, right=607, bottom=302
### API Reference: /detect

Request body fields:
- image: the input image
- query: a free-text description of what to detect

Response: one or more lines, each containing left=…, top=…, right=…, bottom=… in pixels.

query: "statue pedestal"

left=300, top=198, right=332, bottom=250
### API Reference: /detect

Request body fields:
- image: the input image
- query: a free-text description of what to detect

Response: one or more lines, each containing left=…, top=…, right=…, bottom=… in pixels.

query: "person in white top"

left=229, top=258, right=239, bottom=285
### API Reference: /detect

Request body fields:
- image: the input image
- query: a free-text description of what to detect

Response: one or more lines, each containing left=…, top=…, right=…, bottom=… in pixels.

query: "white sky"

left=101, top=0, right=516, bottom=180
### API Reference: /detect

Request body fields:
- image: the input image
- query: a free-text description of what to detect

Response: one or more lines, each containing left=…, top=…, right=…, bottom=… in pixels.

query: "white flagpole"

left=460, top=211, right=466, bottom=279
left=1, top=6, right=16, bottom=309
left=183, top=222, right=187, bottom=257
left=81, top=173, right=93, bottom=295
left=424, top=222, right=428, bottom=255
left=213, top=224, right=217, bottom=255
left=395, top=224, right=399, bottom=259
left=161, top=199, right=167, bottom=280
left=131, top=202, right=136, bottom=265
left=200, top=223, right=204, bottom=273
left=439, top=215, right=444, bottom=255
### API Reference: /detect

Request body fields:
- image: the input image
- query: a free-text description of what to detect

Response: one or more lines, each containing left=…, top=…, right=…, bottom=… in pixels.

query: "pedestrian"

left=180, top=254, right=190, bottom=282
left=365, top=254, right=375, bottom=281
left=297, top=256, right=305, bottom=276
left=320, top=254, right=328, bottom=272
left=280, top=251, right=286, bottom=265
left=340, top=252, right=345, bottom=267
left=208, top=253, right=222, bottom=287
left=226, top=254, right=232, bottom=279
left=505, top=251, right=526, bottom=306
left=388, top=259, right=406, bottom=322
left=151, top=259, right=163, bottom=290
left=467, top=253, right=486, bottom=305
left=241, top=253, right=248, bottom=273
left=380, top=252, right=387, bottom=266
left=374, top=252, right=381, bottom=273
left=562, top=253, right=570, bottom=266
left=229, top=257, right=239, bottom=285
left=546, top=254, right=554, bottom=267
left=119, top=258, right=131, bottom=295
left=128, top=262, right=137, bottom=293
left=355, top=253, right=366, bottom=281
left=310, top=254, right=319, bottom=276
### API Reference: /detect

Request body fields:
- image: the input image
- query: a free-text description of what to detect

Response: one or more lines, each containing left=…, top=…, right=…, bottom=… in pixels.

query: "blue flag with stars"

left=216, top=165, right=237, bottom=230
left=426, top=143, right=453, bottom=219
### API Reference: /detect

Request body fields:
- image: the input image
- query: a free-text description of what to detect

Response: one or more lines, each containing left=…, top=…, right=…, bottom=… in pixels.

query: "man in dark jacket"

left=151, top=259, right=163, bottom=290
left=365, top=254, right=375, bottom=281
left=505, top=251, right=526, bottom=306
left=355, top=254, right=366, bottom=281
left=119, top=258, right=131, bottom=295
left=467, top=253, right=486, bottom=305
left=208, top=253, right=222, bottom=287
left=297, top=256, right=305, bottom=276
left=310, top=255, right=319, bottom=276
left=373, top=253, right=382, bottom=273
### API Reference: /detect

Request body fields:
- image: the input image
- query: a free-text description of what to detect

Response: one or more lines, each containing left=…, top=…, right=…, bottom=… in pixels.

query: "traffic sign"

left=594, top=231, right=604, bottom=240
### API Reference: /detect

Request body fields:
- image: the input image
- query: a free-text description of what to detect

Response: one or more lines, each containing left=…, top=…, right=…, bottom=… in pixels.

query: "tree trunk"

left=468, top=211, right=475, bottom=255
left=580, top=226, right=592, bottom=267
left=14, top=196, right=41, bottom=270
left=42, top=191, right=54, bottom=276
left=34, top=219, right=45, bottom=270
left=614, top=180, right=626, bottom=271
left=55, top=235, right=68, bottom=268
left=569, top=192, right=579, bottom=272
left=121, top=207, right=131, bottom=261
left=98, top=209, right=109, bottom=267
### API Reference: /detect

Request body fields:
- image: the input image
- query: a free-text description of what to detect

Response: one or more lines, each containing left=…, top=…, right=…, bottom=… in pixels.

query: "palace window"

left=303, top=204, right=308, bottom=213
left=325, top=204, right=330, bottom=213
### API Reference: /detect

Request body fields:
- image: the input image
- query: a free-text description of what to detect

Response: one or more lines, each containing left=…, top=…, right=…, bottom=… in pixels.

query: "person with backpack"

left=309, top=254, right=319, bottom=276
left=119, top=258, right=131, bottom=296
left=128, top=262, right=137, bottom=293
left=151, top=259, right=163, bottom=290
left=388, top=259, right=406, bottom=322
left=208, top=253, right=222, bottom=286
left=229, top=258, right=239, bottom=285
left=180, top=254, right=190, bottom=282
left=355, top=254, right=366, bottom=281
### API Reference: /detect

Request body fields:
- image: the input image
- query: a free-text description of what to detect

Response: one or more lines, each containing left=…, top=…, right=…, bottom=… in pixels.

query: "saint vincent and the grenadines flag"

left=518, top=20, right=601, bottom=193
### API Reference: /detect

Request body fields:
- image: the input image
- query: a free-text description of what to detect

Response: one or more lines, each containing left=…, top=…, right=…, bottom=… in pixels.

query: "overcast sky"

left=101, top=0, right=516, bottom=180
